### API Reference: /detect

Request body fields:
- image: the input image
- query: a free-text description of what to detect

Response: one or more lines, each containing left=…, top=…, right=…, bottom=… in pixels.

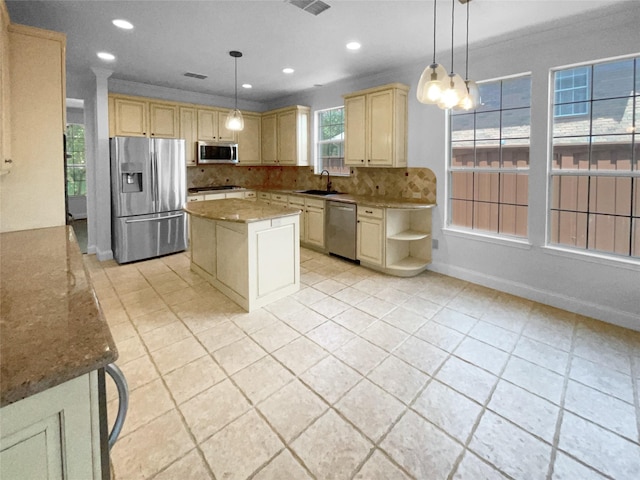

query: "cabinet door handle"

left=365, top=210, right=373, bottom=214
left=4, top=159, right=12, bottom=164
left=360, top=159, right=364, bottom=163
left=367, top=159, right=370, bottom=163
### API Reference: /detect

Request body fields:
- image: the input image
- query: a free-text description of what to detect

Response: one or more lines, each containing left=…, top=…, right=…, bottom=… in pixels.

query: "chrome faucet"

left=320, top=169, right=332, bottom=192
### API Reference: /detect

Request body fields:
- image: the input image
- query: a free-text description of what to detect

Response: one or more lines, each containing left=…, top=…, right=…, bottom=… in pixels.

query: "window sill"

left=541, top=245, right=640, bottom=271
left=442, top=227, right=532, bottom=250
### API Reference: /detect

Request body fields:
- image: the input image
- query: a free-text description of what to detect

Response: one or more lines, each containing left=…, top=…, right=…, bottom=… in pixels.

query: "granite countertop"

left=184, top=198, right=301, bottom=223
left=269, top=190, right=435, bottom=209
left=0, top=226, right=118, bottom=407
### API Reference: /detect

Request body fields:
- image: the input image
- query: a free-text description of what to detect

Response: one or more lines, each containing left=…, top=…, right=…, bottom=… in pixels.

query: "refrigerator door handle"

left=125, top=213, right=184, bottom=223
left=150, top=150, right=157, bottom=210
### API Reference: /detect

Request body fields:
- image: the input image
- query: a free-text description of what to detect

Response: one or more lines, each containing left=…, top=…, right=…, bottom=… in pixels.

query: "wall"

left=269, top=3, right=640, bottom=329
left=0, top=24, right=66, bottom=232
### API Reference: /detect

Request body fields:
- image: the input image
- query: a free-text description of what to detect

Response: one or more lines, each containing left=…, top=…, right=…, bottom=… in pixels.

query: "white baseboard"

left=428, top=261, right=640, bottom=332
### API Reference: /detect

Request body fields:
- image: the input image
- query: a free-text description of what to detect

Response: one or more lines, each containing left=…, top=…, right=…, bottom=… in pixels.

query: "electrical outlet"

left=432, top=239, right=439, bottom=249
left=412, top=192, right=421, bottom=199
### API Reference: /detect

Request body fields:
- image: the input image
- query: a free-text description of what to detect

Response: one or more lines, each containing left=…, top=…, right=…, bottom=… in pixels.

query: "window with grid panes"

left=65, top=124, right=86, bottom=196
left=449, top=75, right=531, bottom=237
left=554, top=67, right=590, bottom=117
left=549, top=56, right=640, bottom=259
left=315, top=106, right=349, bottom=176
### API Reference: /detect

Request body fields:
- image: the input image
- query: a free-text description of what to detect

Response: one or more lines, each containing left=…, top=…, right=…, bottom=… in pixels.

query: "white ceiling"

left=5, top=0, right=628, bottom=103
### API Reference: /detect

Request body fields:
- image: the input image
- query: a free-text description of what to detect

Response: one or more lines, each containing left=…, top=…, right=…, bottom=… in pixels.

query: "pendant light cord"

left=465, top=0, right=469, bottom=80
left=449, top=0, right=455, bottom=75
left=432, top=0, right=437, bottom=64
left=234, top=57, right=238, bottom=110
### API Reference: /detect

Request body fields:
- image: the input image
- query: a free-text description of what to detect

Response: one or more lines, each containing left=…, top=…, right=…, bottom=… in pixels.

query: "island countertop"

left=184, top=198, right=301, bottom=223
left=0, top=226, right=118, bottom=407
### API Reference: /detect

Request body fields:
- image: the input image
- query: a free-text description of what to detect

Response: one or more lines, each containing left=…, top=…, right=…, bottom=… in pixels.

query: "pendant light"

left=456, top=0, right=481, bottom=110
left=417, top=0, right=448, bottom=104
left=438, top=0, right=466, bottom=110
left=225, top=51, right=244, bottom=131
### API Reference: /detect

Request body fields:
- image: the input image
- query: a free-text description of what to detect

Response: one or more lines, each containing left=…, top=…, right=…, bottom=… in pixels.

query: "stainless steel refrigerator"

left=110, top=136, right=187, bottom=264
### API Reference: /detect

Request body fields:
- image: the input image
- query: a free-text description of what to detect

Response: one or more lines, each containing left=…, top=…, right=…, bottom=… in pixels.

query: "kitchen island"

left=0, top=226, right=118, bottom=479
left=184, top=199, right=301, bottom=311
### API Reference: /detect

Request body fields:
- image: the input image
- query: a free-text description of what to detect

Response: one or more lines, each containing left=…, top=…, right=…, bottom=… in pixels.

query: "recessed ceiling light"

left=97, top=52, right=115, bottom=61
left=112, top=19, right=133, bottom=30
left=242, top=84, right=252, bottom=89
left=282, top=68, right=295, bottom=74
left=346, top=41, right=361, bottom=51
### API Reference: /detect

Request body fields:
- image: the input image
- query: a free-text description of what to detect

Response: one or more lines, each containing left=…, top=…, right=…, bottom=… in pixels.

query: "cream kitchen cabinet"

left=288, top=195, right=325, bottom=250
left=180, top=107, right=198, bottom=166
left=111, top=96, right=148, bottom=137
left=149, top=102, right=179, bottom=138
left=236, top=112, right=262, bottom=166
left=0, top=371, right=103, bottom=480
left=261, top=106, right=310, bottom=166
left=344, top=83, right=408, bottom=168
left=261, top=113, right=277, bottom=164
left=357, top=206, right=385, bottom=266
left=197, top=108, right=237, bottom=142
left=110, top=95, right=179, bottom=138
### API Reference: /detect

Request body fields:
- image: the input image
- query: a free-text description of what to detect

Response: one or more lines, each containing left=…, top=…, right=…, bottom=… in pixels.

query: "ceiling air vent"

left=184, top=72, right=208, bottom=80
left=287, top=0, right=331, bottom=16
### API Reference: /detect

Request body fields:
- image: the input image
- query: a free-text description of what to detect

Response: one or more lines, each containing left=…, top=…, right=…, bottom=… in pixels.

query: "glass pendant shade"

left=417, top=63, right=448, bottom=104
left=225, top=109, right=244, bottom=131
left=438, top=73, right=467, bottom=109
left=457, top=80, right=481, bottom=110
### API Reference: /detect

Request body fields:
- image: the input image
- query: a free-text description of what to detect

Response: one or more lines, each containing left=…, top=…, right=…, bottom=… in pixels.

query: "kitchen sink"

left=297, top=189, right=341, bottom=196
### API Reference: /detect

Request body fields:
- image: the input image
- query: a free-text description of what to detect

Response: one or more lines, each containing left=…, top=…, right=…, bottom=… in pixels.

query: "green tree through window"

left=315, top=107, right=349, bottom=175
left=66, top=124, right=86, bottom=196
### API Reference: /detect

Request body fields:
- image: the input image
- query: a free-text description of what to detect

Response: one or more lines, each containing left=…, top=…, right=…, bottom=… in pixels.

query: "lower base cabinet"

left=288, top=195, right=325, bottom=250
left=357, top=207, right=385, bottom=266
left=189, top=213, right=300, bottom=311
left=0, top=371, right=104, bottom=480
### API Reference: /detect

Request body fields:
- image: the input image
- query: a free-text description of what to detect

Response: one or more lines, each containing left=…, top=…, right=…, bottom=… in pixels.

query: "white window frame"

left=314, top=106, right=348, bottom=176
left=447, top=73, right=532, bottom=239
left=547, top=54, right=640, bottom=261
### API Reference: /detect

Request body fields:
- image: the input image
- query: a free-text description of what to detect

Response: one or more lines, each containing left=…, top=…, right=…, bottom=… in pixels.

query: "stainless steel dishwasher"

left=326, top=200, right=358, bottom=261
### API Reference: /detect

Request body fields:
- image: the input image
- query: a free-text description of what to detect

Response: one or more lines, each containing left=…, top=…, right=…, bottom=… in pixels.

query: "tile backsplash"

left=188, top=166, right=437, bottom=203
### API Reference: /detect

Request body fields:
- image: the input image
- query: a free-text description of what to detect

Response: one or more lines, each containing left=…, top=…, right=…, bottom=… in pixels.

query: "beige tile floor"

left=83, top=248, right=640, bottom=480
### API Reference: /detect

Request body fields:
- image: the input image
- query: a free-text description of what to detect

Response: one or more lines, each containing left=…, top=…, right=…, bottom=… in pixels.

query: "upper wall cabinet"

left=343, top=83, right=408, bottom=168
left=197, top=108, right=237, bottom=142
left=237, top=112, right=262, bottom=166
left=179, top=106, right=197, bottom=166
left=109, top=95, right=179, bottom=138
left=261, top=105, right=310, bottom=166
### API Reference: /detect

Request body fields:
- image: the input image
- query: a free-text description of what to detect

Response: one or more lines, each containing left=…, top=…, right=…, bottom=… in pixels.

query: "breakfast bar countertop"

left=184, top=198, right=301, bottom=223
left=0, top=226, right=118, bottom=407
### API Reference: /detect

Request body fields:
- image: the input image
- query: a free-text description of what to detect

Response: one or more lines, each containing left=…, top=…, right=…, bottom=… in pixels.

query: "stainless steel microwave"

left=197, top=141, right=238, bottom=164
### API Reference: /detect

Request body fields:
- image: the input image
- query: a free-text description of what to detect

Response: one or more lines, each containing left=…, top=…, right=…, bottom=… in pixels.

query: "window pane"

left=587, top=213, right=631, bottom=256
left=590, top=136, right=633, bottom=171
left=502, top=76, right=531, bottom=109
left=552, top=138, right=590, bottom=170
left=474, top=141, right=500, bottom=168
left=475, top=111, right=500, bottom=140
left=589, top=176, right=632, bottom=216
left=473, top=201, right=499, bottom=233
left=553, top=109, right=590, bottom=137
left=592, top=59, right=634, bottom=100
left=501, top=143, right=529, bottom=168
left=476, top=83, right=501, bottom=112
left=451, top=146, right=474, bottom=168
left=591, top=98, right=633, bottom=135
left=474, top=172, right=499, bottom=203
left=450, top=171, right=474, bottom=200
left=550, top=210, right=588, bottom=248
left=502, top=108, right=530, bottom=139
left=450, top=199, right=474, bottom=228
left=451, top=114, right=474, bottom=141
